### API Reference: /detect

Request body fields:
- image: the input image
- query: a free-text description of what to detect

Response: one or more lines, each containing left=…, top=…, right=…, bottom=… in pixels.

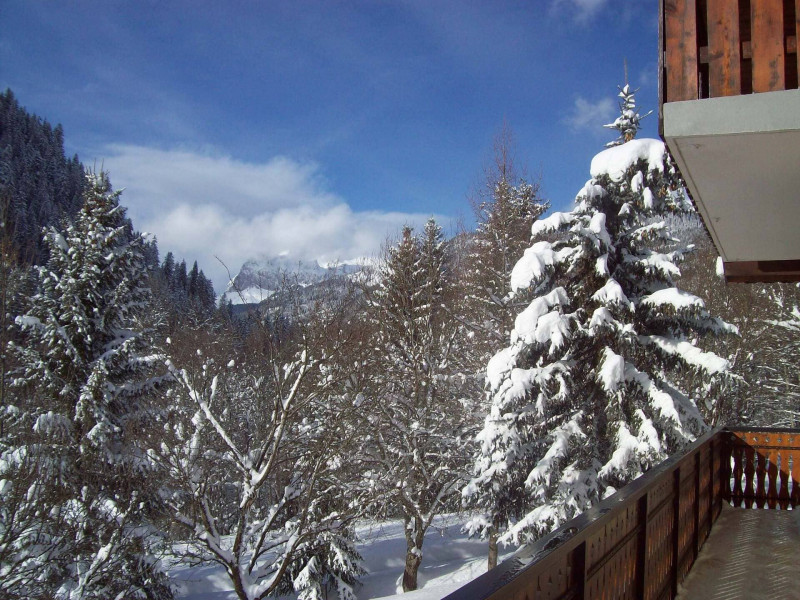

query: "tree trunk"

left=402, top=547, right=422, bottom=592
left=488, top=530, right=499, bottom=570
left=402, top=521, right=425, bottom=592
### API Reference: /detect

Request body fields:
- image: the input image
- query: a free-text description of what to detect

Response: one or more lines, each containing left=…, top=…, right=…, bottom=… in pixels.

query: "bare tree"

left=150, top=281, right=367, bottom=600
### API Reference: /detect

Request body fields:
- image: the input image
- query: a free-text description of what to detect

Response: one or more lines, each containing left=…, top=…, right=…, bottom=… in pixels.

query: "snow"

left=715, top=256, right=725, bottom=278
left=14, top=315, right=42, bottom=328
left=642, top=288, right=705, bottom=310
left=598, top=348, right=625, bottom=392
left=486, top=347, right=515, bottom=390
left=640, top=335, right=730, bottom=374
left=168, top=515, right=510, bottom=600
left=225, top=286, right=275, bottom=306
left=509, top=242, right=558, bottom=292
left=595, top=254, right=610, bottom=277
left=590, top=139, right=665, bottom=182
left=513, top=288, right=570, bottom=347
left=588, top=213, right=611, bottom=249
left=530, top=212, right=574, bottom=238
left=591, top=279, right=631, bottom=309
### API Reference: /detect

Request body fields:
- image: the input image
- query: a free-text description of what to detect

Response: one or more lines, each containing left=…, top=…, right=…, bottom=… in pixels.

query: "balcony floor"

left=676, top=504, right=800, bottom=599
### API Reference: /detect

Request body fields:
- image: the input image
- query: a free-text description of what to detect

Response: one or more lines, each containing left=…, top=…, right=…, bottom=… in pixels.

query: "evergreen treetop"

left=465, top=86, right=733, bottom=549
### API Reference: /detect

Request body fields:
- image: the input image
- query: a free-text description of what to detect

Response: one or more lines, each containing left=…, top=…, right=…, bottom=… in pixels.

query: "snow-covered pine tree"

left=603, top=83, right=652, bottom=147
left=463, top=89, right=734, bottom=549
left=361, top=219, right=473, bottom=592
left=464, top=127, right=549, bottom=353
left=7, top=171, right=171, bottom=599
left=461, top=128, right=549, bottom=569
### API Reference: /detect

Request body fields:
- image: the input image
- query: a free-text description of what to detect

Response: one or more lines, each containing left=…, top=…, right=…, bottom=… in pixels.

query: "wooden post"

left=671, top=465, right=681, bottom=596
left=575, top=541, right=589, bottom=600
left=665, top=0, right=700, bottom=101
left=722, top=430, right=732, bottom=505
left=751, top=0, right=785, bottom=92
left=635, top=494, right=649, bottom=599
left=707, top=0, right=742, bottom=96
left=693, top=452, right=701, bottom=558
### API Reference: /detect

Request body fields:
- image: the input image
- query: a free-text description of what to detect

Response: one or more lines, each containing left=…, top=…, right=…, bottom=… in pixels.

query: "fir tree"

left=464, top=88, right=733, bottom=549
left=461, top=126, right=548, bottom=568
left=8, top=171, right=171, bottom=599
left=603, top=83, right=652, bottom=148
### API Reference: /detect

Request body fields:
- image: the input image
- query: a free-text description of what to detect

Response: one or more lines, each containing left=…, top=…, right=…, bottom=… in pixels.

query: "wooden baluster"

left=778, top=450, right=790, bottom=510
left=707, top=0, right=742, bottom=96
left=665, top=0, right=699, bottom=101
left=791, top=449, right=800, bottom=508
left=722, top=431, right=732, bottom=507
left=755, top=447, right=767, bottom=508
left=744, top=445, right=756, bottom=508
left=732, top=442, right=744, bottom=506
left=767, top=450, right=778, bottom=509
left=751, top=0, right=785, bottom=92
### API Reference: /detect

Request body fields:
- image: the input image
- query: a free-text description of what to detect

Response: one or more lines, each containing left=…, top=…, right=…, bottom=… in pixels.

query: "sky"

left=0, top=0, right=661, bottom=291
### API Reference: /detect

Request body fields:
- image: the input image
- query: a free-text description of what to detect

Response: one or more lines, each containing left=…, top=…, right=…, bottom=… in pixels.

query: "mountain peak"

left=222, top=253, right=362, bottom=305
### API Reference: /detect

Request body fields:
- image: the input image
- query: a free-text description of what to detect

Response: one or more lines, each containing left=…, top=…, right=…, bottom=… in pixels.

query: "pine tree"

left=8, top=171, right=171, bottom=599
left=464, top=126, right=549, bottom=352
left=603, top=83, right=652, bottom=148
left=464, top=88, right=733, bottom=550
left=161, top=251, right=175, bottom=281
left=461, top=127, right=549, bottom=569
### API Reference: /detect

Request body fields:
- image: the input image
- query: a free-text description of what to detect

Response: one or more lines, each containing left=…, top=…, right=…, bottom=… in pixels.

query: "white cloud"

left=102, top=145, right=441, bottom=292
left=551, top=0, right=609, bottom=22
left=563, top=96, right=615, bottom=132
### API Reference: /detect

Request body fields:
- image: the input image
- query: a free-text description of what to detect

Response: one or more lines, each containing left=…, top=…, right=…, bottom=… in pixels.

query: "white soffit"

left=663, top=89, right=800, bottom=263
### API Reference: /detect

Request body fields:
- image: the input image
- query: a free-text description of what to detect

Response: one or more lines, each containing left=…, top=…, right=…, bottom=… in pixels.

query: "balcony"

left=444, top=427, right=800, bottom=600
left=658, top=0, right=800, bottom=283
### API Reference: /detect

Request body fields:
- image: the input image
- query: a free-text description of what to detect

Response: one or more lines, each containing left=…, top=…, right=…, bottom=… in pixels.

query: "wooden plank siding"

left=708, top=0, right=742, bottom=95
left=752, top=0, right=786, bottom=91
left=661, top=0, right=800, bottom=102
left=665, top=0, right=699, bottom=101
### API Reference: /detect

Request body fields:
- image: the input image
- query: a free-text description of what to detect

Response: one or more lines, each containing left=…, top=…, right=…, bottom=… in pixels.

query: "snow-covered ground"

left=169, top=515, right=511, bottom=600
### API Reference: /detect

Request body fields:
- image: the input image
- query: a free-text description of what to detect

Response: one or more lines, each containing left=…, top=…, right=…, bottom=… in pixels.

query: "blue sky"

left=1, top=1, right=660, bottom=290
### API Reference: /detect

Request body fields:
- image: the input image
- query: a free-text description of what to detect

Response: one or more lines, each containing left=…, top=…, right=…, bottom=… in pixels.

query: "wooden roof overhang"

left=659, top=0, right=800, bottom=283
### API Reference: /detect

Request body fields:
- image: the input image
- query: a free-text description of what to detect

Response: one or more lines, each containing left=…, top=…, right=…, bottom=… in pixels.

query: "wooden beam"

left=751, top=0, right=785, bottom=92
left=665, top=0, right=699, bottom=101
left=723, top=260, right=800, bottom=282
left=707, top=0, right=741, bottom=96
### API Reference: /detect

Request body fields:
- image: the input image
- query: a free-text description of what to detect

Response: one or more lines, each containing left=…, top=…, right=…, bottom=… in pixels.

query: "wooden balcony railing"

left=444, top=427, right=799, bottom=600
left=728, top=428, right=800, bottom=508
left=660, top=0, right=800, bottom=104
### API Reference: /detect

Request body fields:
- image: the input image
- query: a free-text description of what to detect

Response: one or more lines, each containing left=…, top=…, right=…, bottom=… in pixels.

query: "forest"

left=1, top=86, right=799, bottom=600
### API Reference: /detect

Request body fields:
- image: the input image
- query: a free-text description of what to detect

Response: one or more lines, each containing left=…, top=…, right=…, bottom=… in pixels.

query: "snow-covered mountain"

left=221, top=253, right=363, bottom=306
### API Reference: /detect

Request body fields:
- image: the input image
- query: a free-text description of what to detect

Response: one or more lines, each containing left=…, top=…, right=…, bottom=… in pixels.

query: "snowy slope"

left=169, top=515, right=510, bottom=600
